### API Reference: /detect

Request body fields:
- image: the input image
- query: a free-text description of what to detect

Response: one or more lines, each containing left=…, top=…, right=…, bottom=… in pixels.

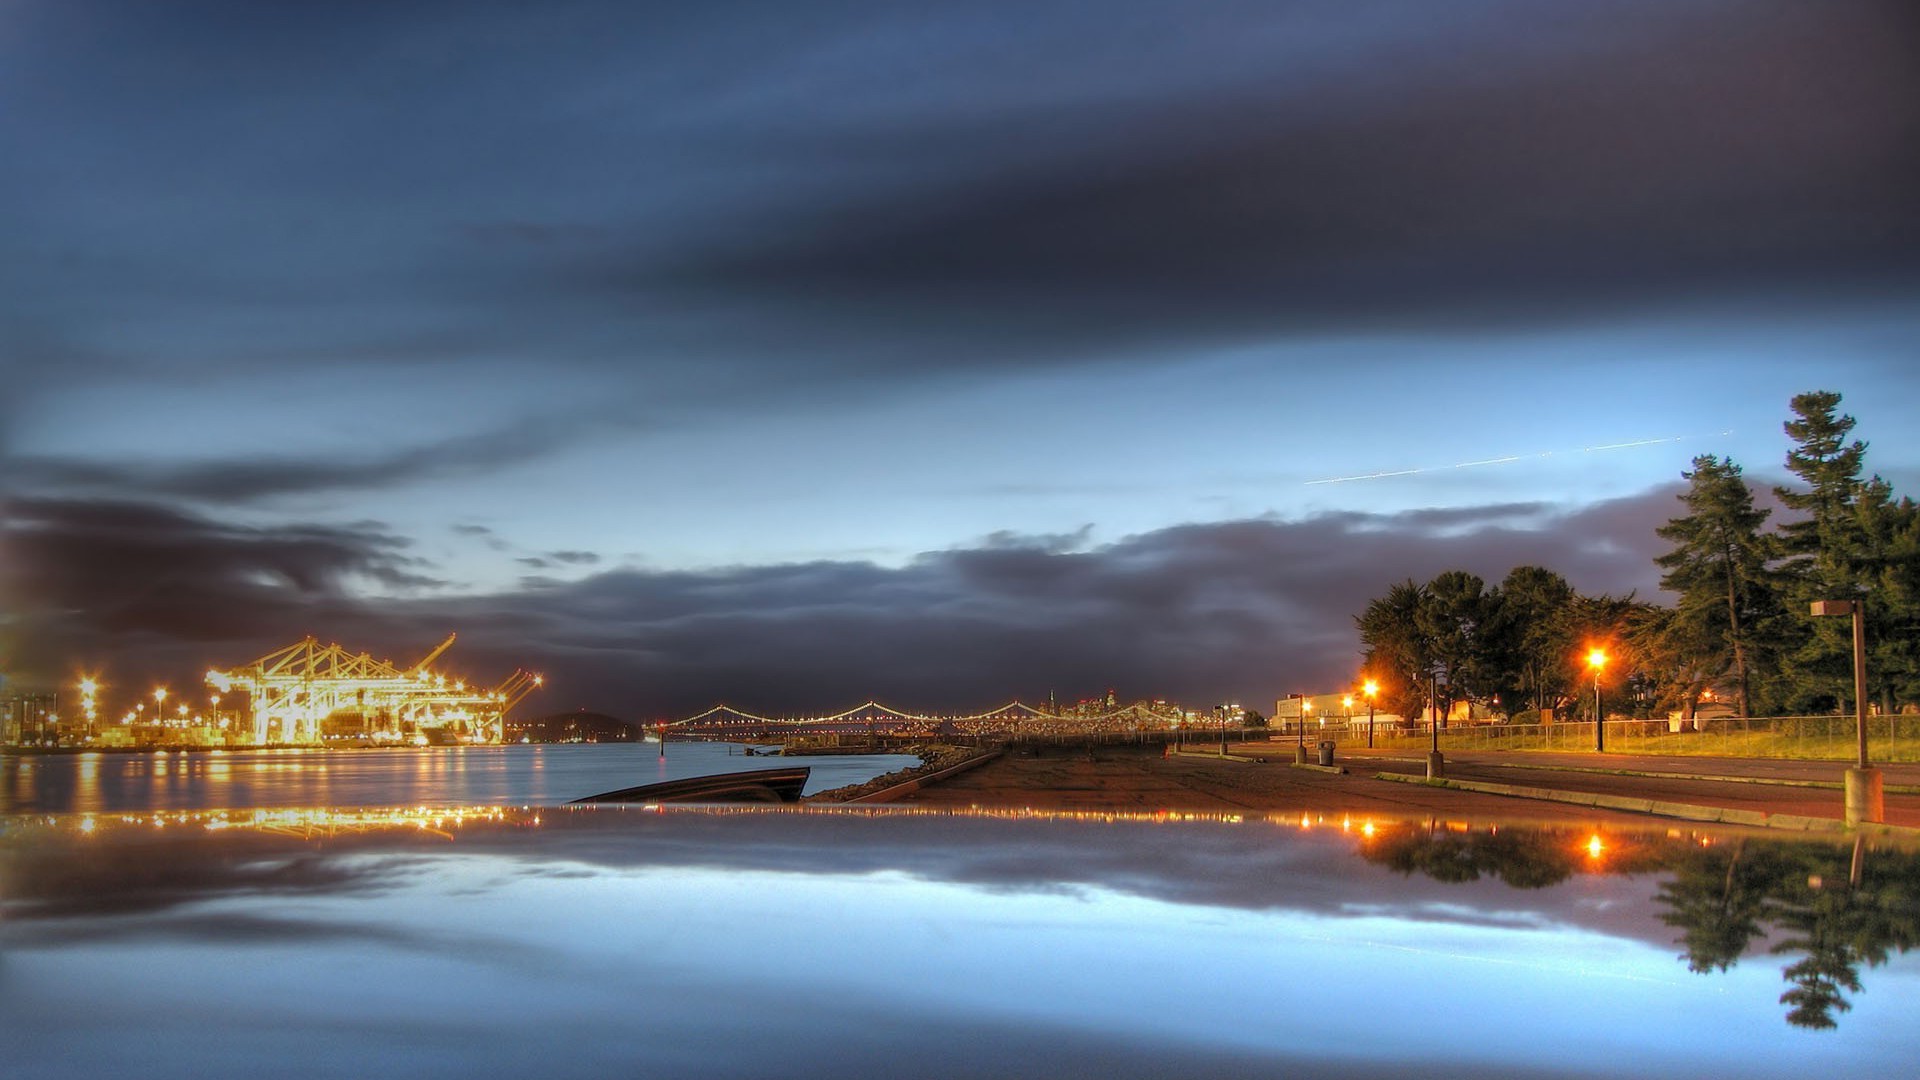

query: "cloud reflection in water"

left=2, top=807, right=1916, bottom=1078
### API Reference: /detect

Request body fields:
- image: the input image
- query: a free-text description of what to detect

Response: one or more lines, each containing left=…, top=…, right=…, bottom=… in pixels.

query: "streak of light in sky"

left=1303, top=431, right=1736, bottom=486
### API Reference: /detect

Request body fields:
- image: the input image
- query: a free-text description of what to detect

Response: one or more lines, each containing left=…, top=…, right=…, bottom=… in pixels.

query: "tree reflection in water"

left=1363, top=825, right=1920, bottom=1030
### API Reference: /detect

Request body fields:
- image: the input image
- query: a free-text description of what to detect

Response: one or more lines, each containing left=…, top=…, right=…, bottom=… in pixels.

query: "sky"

left=3, top=0, right=1918, bottom=717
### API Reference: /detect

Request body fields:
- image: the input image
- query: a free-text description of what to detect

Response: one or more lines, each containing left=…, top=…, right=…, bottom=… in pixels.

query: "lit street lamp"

left=1811, top=599, right=1883, bottom=825
left=1297, top=698, right=1311, bottom=763
left=1363, top=679, right=1378, bottom=749
left=1587, top=648, right=1608, bottom=753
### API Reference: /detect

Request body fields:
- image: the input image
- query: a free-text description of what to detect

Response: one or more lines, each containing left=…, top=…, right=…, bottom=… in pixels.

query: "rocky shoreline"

left=804, top=743, right=982, bottom=803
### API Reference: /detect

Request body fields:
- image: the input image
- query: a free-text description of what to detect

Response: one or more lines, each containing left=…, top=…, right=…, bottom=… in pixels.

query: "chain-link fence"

left=1298, top=715, right=1920, bottom=762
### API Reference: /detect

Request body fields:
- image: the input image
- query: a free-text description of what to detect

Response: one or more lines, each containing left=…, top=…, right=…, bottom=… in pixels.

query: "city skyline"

left=5, top=1, right=1919, bottom=714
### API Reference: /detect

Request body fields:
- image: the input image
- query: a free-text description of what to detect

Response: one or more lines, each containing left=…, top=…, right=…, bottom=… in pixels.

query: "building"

left=2, top=690, right=60, bottom=746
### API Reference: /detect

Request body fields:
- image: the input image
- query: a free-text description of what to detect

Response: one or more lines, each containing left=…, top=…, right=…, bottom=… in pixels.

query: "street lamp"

left=1587, top=648, right=1608, bottom=752
left=1811, top=599, right=1883, bottom=825
left=1363, top=679, right=1378, bottom=749
left=1297, top=698, right=1311, bottom=763
left=1427, top=672, right=1444, bottom=779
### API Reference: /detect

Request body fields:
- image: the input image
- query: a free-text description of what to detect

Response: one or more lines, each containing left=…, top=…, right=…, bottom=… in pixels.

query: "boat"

left=570, top=766, right=810, bottom=804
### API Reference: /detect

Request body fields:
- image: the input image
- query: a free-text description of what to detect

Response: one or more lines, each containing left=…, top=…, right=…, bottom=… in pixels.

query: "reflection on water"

left=2, top=808, right=1916, bottom=1078
left=0, top=742, right=918, bottom=813
left=1359, top=822, right=1920, bottom=1030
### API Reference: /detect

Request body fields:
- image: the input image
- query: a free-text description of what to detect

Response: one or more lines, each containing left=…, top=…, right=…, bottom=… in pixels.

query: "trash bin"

left=1317, top=741, right=1335, bottom=767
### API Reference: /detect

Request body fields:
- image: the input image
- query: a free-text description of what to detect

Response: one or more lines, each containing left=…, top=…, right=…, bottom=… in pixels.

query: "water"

left=3, top=810, right=1915, bottom=1078
left=0, top=742, right=918, bottom=813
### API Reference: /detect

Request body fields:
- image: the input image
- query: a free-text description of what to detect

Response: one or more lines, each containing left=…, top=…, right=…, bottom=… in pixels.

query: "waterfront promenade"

left=894, top=739, right=1920, bottom=833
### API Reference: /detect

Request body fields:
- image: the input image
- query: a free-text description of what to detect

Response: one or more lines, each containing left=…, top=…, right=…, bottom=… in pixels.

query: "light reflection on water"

left=1, top=808, right=1915, bottom=1079
left=0, top=742, right=916, bottom=813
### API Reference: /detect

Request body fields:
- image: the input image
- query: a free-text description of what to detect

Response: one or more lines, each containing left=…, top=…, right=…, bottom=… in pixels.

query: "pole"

left=1426, top=674, right=1444, bottom=779
left=1594, top=670, right=1604, bottom=753
left=1429, top=674, right=1438, bottom=756
left=1814, top=599, right=1883, bottom=824
left=1367, top=702, right=1375, bottom=749
left=1853, top=603, right=1869, bottom=771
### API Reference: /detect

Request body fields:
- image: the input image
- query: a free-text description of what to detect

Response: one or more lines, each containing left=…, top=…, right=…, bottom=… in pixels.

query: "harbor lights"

left=77, top=676, right=99, bottom=739
left=1811, top=599, right=1883, bottom=825
left=1363, top=679, right=1378, bottom=749
left=1587, top=648, right=1608, bottom=752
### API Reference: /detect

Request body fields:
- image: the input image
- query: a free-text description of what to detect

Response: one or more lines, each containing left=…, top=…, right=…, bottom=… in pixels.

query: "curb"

left=1370, top=771, right=1920, bottom=838
left=1289, top=762, right=1349, bottom=775
left=1169, top=749, right=1263, bottom=764
left=1477, top=761, right=1920, bottom=795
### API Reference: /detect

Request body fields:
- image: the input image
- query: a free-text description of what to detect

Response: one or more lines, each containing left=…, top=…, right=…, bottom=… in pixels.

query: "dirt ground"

left=892, top=743, right=1667, bottom=826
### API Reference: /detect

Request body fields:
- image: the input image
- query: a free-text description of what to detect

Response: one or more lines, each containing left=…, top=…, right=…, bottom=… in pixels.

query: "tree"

left=1494, top=565, right=1578, bottom=718
left=1560, top=592, right=1642, bottom=719
left=1355, top=579, right=1433, bottom=722
left=1418, top=570, right=1496, bottom=722
left=1653, top=455, right=1782, bottom=717
left=1863, top=496, right=1920, bottom=708
left=1774, top=392, right=1875, bottom=711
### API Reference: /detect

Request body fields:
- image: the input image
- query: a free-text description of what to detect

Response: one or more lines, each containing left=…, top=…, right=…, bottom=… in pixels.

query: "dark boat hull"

left=571, top=766, right=811, bottom=804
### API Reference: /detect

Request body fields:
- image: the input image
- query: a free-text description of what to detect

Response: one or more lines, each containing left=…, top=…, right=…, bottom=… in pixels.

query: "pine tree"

left=1865, top=496, right=1920, bottom=708
left=1654, top=455, right=1780, bottom=716
left=1774, top=392, right=1873, bottom=711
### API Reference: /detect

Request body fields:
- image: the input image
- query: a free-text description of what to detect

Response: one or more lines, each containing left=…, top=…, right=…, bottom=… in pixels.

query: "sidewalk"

left=1234, top=739, right=1920, bottom=835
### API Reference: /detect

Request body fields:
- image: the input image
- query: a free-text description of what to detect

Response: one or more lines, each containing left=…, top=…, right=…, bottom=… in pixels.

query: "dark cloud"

left=5, top=486, right=1677, bottom=714
left=3, top=1, right=1914, bottom=423
left=594, top=0, right=1920, bottom=366
left=8, top=416, right=599, bottom=504
left=0, top=496, right=435, bottom=682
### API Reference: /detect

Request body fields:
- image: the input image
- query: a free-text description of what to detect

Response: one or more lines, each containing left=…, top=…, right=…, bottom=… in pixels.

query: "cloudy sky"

left=4, top=0, right=1918, bottom=716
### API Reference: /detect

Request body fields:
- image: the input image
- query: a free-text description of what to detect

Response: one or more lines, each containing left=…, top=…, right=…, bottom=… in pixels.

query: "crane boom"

left=409, top=633, right=458, bottom=674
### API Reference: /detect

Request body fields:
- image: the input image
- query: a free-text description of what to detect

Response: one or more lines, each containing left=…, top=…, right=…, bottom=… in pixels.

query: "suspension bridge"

left=660, top=699, right=1194, bottom=740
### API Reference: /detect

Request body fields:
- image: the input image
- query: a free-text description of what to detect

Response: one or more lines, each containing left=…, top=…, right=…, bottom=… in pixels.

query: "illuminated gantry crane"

left=206, top=634, right=544, bottom=746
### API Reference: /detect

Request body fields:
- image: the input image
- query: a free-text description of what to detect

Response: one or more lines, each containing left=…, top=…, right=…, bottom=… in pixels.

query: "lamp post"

left=1426, top=673, right=1444, bottom=779
left=1587, top=648, right=1608, bottom=753
left=1364, top=680, right=1378, bottom=749
left=1297, top=698, right=1311, bottom=763
left=1812, top=599, right=1883, bottom=825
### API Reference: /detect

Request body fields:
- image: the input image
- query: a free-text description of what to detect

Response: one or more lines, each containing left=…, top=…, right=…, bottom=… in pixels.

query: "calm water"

left=0, top=742, right=917, bottom=813
left=3, top=809, right=1916, bottom=1079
